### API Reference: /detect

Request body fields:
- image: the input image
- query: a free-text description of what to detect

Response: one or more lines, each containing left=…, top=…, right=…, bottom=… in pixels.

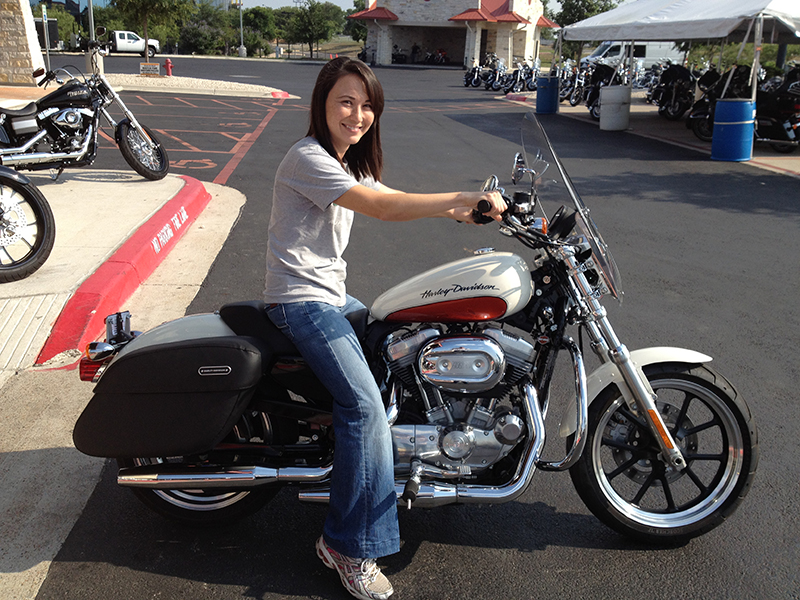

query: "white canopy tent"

left=560, top=0, right=800, bottom=44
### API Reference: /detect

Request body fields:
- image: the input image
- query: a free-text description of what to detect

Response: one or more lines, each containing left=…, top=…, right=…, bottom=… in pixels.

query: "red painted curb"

left=271, top=91, right=290, bottom=98
left=36, top=176, right=212, bottom=365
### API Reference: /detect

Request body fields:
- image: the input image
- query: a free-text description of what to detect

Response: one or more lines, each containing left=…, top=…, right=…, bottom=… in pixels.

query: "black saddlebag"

left=73, top=336, right=262, bottom=459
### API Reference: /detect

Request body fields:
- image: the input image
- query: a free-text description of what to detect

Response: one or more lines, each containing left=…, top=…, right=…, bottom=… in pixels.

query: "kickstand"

left=49, top=166, right=64, bottom=181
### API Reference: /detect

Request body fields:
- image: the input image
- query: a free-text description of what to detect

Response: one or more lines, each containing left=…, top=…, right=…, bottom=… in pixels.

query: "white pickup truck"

left=109, top=30, right=160, bottom=58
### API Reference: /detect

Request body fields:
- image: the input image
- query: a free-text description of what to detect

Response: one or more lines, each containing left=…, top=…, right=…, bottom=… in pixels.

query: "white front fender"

left=558, top=347, right=712, bottom=437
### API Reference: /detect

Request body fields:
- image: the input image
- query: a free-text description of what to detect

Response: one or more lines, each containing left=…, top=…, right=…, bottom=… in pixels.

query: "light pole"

left=234, top=1, right=246, bottom=57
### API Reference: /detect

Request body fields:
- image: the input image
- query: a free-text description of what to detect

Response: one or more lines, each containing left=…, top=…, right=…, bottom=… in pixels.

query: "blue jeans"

left=266, top=296, right=400, bottom=559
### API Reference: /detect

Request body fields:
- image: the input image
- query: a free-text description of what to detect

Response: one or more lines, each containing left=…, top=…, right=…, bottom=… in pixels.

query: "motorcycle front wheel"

left=471, top=75, right=481, bottom=87
left=570, top=363, right=758, bottom=545
left=589, top=99, right=601, bottom=121
left=0, top=175, right=56, bottom=283
left=117, top=410, right=297, bottom=526
left=569, top=86, right=583, bottom=106
left=691, top=116, right=714, bottom=142
left=117, top=119, right=170, bottom=181
left=527, top=78, right=537, bottom=91
left=661, top=99, right=689, bottom=121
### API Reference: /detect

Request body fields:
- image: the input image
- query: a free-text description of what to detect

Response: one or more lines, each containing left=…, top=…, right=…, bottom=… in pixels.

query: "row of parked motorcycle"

left=463, top=53, right=541, bottom=95
left=555, top=56, right=800, bottom=154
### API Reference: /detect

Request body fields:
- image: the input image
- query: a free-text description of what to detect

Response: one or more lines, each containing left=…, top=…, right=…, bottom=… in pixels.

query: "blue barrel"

left=535, top=76, right=559, bottom=114
left=711, top=99, right=755, bottom=162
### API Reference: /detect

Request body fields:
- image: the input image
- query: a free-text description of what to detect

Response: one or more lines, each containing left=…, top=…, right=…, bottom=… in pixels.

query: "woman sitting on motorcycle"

left=263, top=56, right=504, bottom=600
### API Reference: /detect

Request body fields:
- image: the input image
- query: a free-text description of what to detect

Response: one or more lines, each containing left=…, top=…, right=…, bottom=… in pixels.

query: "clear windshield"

left=519, top=113, right=623, bottom=300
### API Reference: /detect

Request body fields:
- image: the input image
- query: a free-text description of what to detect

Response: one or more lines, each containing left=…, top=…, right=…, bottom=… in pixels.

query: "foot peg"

left=401, top=460, right=423, bottom=510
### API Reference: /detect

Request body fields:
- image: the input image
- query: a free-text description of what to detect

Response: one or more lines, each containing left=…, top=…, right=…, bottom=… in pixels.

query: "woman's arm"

left=335, top=183, right=505, bottom=223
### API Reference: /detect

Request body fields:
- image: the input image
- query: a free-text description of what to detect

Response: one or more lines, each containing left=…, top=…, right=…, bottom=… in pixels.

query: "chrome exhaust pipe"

left=0, top=126, right=92, bottom=166
left=298, top=381, right=546, bottom=507
left=0, top=129, right=47, bottom=156
left=118, top=464, right=332, bottom=490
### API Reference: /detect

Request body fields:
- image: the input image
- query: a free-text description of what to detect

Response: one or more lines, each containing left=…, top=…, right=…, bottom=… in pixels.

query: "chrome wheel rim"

left=592, top=379, right=744, bottom=529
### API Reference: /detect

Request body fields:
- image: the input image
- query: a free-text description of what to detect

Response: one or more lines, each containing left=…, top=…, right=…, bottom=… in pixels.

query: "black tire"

left=117, top=119, right=169, bottom=180
left=769, top=142, right=798, bottom=154
left=512, top=79, right=525, bottom=93
left=569, top=363, right=758, bottom=545
left=527, top=78, right=537, bottom=91
left=589, top=99, right=601, bottom=121
left=140, top=46, right=156, bottom=58
left=662, top=99, right=689, bottom=121
left=471, top=75, right=481, bottom=87
left=569, top=86, right=583, bottom=106
left=691, top=116, right=714, bottom=142
left=117, top=410, right=297, bottom=526
left=0, top=175, right=56, bottom=283
left=463, top=75, right=471, bottom=87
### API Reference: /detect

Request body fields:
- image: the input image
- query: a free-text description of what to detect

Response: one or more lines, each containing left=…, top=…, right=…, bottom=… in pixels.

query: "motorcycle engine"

left=46, top=108, right=93, bottom=151
left=385, top=326, right=535, bottom=477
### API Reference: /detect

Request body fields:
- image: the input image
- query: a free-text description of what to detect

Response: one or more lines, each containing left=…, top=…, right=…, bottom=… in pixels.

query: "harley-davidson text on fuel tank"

left=420, top=282, right=499, bottom=300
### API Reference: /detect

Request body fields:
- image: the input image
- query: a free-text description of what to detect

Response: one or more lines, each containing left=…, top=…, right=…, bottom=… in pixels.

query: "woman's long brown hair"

left=307, top=56, right=384, bottom=181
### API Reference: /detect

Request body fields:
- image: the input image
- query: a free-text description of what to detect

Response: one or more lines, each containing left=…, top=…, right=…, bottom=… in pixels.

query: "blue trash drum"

left=536, top=77, right=559, bottom=114
left=711, top=99, right=756, bottom=162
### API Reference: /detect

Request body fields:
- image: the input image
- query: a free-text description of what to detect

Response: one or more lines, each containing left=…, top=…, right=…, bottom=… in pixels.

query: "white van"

left=581, top=41, right=684, bottom=68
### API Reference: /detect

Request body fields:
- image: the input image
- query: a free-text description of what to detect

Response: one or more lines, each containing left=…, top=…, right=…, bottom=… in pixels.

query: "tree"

left=243, top=6, right=276, bottom=43
left=293, top=0, right=342, bottom=58
left=556, top=0, right=617, bottom=60
left=179, top=1, right=231, bottom=55
left=32, top=3, right=79, bottom=46
left=112, top=0, right=194, bottom=56
left=344, top=0, right=367, bottom=45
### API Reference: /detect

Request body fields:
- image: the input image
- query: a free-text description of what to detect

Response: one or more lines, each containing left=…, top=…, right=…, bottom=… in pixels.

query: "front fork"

left=563, top=250, right=687, bottom=471
left=96, top=74, right=157, bottom=150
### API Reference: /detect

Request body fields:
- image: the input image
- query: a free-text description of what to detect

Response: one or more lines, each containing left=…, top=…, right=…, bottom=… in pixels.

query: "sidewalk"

left=505, top=90, right=800, bottom=179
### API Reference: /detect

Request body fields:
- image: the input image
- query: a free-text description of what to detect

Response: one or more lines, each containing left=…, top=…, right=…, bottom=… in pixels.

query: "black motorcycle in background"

left=0, top=166, right=55, bottom=282
left=650, top=64, right=696, bottom=121
left=687, top=65, right=800, bottom=153
left=0, top=34, right=169, bottom=181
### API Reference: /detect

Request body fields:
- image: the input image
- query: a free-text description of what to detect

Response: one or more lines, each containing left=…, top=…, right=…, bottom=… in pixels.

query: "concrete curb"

left=35, top=176, right=212, bottom=365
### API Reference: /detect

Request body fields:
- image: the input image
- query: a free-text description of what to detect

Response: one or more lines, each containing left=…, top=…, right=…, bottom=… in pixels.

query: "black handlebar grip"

left=477, top=199, right=491, bottom=213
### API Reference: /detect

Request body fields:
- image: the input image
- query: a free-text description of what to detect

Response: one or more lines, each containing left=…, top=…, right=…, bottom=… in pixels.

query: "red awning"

left=495, top=11, right=530, bottom=23
left=449, top=7, right=496, bottom=22
left=348, top=6, right=399, bottom=20
left=537, top=15, right=560, bottom=29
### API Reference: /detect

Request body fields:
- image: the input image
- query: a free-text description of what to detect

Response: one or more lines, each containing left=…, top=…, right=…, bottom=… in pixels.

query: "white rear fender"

left=558, top=347, right=712, bottom=437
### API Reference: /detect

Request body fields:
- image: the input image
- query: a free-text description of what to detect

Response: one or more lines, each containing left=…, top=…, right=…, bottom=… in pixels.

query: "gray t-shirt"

left=264, top=137, right=379, bottom=306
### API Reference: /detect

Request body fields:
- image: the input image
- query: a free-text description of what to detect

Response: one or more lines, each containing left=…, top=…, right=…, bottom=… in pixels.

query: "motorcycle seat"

left=218, top=301, right=369, bottom=360
left=1, top=103, right=37, bottom=117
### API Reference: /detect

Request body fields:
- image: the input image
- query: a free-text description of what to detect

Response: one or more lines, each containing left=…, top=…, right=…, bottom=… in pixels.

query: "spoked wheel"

left=527, top=78, right=537, bottom=91
left=0, top=174, right=56, bottom=283
left=471, top=75, right=481, bottom=87
left=570, top=363, right=758, bottom=544
left=117, top=119, right=169, bottom=180
left=691, top=116, right=714, bottom=142
left=118, top=411, right=298, bottom=526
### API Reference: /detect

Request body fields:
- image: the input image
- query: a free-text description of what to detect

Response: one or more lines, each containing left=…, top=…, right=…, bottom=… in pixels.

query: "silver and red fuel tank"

left=370, top=250, right=533, bottom=323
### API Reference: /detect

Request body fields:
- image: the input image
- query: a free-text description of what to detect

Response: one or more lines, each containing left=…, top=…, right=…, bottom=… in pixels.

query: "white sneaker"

left=315, top=535, right=394, bottom=600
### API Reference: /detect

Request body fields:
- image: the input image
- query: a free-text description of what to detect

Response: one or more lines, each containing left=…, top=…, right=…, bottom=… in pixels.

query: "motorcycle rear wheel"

left=0, top=175, right=56, bottom=283
left=117, top=119, right=170, bottom=181
left=117, top=410, right=296, bottom=526
left=569, top=363, right=758, bottom=545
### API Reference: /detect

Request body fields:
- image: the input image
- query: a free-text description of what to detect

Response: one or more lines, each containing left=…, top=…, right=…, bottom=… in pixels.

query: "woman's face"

left=325, top=73, right=375, bottom=160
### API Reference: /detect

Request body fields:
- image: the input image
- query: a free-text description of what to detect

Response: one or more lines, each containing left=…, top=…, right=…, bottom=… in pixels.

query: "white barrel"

left=599, top=86, right=631, bottom=131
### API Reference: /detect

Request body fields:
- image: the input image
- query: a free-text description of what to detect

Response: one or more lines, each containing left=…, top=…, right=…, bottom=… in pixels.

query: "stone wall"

left=0, top=0, right=45, bottom=86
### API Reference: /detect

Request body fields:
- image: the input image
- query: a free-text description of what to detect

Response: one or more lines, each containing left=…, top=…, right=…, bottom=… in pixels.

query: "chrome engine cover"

left=418, top=335, right=506, bottom=393
left=392, top=421, right=525, bottom=476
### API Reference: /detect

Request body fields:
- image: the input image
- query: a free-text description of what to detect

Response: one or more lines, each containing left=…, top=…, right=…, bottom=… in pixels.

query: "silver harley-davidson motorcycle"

left=73, top=114, right=757, bottom=543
